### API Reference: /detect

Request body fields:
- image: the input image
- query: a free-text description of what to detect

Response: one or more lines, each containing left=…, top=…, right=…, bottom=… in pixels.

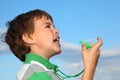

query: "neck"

left=30, top=51, right=50, bottom=60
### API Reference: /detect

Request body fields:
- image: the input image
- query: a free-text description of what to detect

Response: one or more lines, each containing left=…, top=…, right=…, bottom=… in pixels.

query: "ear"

left=22, top=33, right=34, bottom=44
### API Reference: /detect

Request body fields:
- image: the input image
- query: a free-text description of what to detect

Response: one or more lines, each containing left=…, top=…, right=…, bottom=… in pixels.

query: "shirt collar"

left=24, top=53, right=58, bottom=70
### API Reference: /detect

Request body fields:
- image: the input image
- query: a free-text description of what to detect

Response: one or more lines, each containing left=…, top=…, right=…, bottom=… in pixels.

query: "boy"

left=5, top=9, right=102, bottom=80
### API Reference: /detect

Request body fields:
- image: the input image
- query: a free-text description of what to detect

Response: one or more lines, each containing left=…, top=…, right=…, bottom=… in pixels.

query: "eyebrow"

left=45, top=22, right=51, bottom=25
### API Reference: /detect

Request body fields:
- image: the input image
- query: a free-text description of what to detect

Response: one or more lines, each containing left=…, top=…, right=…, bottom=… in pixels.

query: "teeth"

left=54, top=37, right=60, bottom=42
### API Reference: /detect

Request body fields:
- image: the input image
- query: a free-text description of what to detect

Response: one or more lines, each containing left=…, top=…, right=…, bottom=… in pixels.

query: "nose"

left=54, top=28, right=59, bottom=35
left=53, top=25, right=59, bottom=35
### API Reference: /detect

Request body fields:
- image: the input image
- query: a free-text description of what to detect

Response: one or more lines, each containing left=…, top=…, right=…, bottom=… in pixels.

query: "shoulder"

left=28, top=72, right=52, bottom=80
left=16, top=61, right=63, bottom=80
left=16, top=61, right=50, bottom=80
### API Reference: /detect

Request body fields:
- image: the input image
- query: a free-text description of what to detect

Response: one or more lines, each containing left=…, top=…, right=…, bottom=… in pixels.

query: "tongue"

left=54, top=39, right=57, bottom=42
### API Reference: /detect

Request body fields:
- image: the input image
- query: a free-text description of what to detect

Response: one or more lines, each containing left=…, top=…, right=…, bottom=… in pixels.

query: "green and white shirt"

left=16, top=53, right=63, bottom=80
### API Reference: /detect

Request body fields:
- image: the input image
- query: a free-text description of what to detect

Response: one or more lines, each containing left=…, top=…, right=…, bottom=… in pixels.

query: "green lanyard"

left=25, top=53, right=84, bottom=79
left=56, top=69, right=84, bottom=79
left=53, top=65, right=84, bottom=79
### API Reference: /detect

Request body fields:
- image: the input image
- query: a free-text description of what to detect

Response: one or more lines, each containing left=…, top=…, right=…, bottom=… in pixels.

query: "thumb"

left=82, top=43, right=87, bottom=53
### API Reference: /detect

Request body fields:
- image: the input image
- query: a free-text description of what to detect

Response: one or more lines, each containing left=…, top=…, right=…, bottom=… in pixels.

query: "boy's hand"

left=81, top=37, right=103, bottom=80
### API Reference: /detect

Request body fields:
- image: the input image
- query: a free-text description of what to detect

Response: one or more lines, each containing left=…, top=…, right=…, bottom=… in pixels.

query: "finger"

left=94, top=37, right=103, bottom=49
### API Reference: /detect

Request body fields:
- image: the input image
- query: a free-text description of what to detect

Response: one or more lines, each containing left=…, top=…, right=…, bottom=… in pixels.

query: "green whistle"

left=79, top=40, right=91, bottom=49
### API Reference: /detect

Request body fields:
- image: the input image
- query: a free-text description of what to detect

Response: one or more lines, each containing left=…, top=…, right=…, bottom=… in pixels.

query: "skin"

left=23, top=16, right=103, bottom=80
left=81, top=37, right=103, bottom=80
left=22, top=16, right=61, bottom=60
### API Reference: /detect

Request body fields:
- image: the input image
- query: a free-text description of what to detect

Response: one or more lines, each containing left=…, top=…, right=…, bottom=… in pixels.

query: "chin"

left=53, top=50, right=61, bottom=56
left=56, top=50, right=61, bottom=54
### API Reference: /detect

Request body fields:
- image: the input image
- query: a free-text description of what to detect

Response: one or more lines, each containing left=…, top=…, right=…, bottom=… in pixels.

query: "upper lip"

left=54, top=36, right=60, bottom=41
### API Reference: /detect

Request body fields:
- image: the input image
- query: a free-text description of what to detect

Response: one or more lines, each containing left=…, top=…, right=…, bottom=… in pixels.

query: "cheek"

left=33, top=29, right=54, bottom=44
left=43, top=31, right=54, bottom=41
left=36, top=33, right=53, bottom=45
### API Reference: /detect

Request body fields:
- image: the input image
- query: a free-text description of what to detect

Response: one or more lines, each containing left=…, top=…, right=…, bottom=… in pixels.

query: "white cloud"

left=60, top=40, right=120, bottom=58
left=60, top=40, right=81, bottom=51
left=101, top=47, right=120, bottom=57
left=56, top=40, right=120, bottom=80
left=0, top=28, right=6, bottom=35
left=58, top=41, right=120, bottom=80
left=0, top=41, right=8, bottom=51
left=0, top=28, right=8, bottom=51
left=58, top=54, right=120, bottom=80
left=95, top=56, right=120, bottom=80
left=62, top=62, right=84, bottom=74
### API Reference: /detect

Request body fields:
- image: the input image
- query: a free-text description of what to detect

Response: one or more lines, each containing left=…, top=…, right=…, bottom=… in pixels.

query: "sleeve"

left=28, top=72, right=52, bottom=80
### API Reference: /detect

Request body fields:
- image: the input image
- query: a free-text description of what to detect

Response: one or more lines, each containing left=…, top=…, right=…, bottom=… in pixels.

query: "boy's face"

left=31, top=16, right=61, bottom=58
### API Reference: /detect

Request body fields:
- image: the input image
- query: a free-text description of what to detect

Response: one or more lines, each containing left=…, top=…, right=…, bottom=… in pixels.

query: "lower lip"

left=55, top=41, right=60, bottom=46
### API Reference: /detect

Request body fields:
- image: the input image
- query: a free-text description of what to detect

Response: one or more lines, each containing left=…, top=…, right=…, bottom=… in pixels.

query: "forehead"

left=33, top=16, right=53, bottom=26
left=33, top=16, right=53, bottom=27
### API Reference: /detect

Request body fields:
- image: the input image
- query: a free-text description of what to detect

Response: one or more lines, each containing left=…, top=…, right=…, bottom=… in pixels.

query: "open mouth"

left=53, top=37, right=60, bottom=43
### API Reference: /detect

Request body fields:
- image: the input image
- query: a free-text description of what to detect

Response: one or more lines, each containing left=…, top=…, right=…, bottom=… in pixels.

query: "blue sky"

left=0, top=0, right=120, bottom=80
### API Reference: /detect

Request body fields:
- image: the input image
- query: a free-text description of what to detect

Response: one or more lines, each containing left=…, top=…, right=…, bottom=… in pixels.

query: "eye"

left=46, top=25, right=50, bottom=28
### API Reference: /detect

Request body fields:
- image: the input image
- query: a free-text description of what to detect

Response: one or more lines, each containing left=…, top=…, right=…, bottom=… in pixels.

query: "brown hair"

left=5, top=9, right=53, bottom=62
